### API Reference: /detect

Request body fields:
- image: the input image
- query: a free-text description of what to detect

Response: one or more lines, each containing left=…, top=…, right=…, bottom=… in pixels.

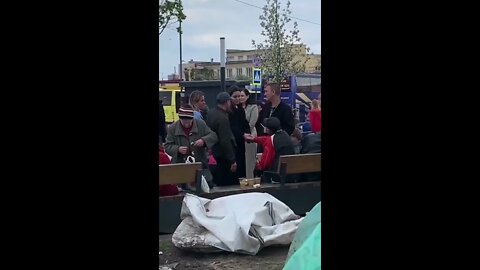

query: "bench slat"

left=279, top=153, right=321, bottom=174
left=159, top=162, right=202, bottom=185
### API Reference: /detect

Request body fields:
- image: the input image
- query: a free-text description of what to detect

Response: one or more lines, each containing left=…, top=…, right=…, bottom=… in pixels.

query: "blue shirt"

left=193, top=111, right=203, bottom=120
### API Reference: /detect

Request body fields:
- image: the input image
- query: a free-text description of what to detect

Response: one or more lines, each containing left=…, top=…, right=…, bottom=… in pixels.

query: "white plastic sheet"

left=172, top=193, right=303, bottom=255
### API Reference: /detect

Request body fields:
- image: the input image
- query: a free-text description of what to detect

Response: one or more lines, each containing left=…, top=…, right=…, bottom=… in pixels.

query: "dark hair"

left=291, top=128, right=302, bottom=141
left=266, top=83, right=281, bottom=95
left=263, top=117, right=281, bottom=133
left=228, top=85, right=241, bottom=96
left=242, top=88, right=255, bottom=105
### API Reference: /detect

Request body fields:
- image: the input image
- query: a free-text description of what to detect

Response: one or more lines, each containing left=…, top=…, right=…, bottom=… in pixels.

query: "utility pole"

left=178, top=0, right=185, bottom=104
left=220, top=37, right=225, bottom=92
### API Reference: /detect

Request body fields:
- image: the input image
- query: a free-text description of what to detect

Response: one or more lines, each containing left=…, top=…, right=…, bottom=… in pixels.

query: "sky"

left=159, top=0, right=321, bottom=79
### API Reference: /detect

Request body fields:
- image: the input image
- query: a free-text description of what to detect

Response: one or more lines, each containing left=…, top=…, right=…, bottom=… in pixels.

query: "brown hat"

left=178, top=104, right=194, bottom=119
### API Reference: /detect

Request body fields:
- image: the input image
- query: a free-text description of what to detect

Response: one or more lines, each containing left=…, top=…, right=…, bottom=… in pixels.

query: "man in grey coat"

left=164, top=104, right=218, bottom=173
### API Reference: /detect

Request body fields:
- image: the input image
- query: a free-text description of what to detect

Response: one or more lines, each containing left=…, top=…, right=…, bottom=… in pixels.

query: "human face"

left=231, top=91, right=241, bottom=105
left=239, top=91, right=248, bottom=105
left=195, top=96, right=207, bottom=110
left=264, top=85, right=274, bottom=101
left=180, top=118, right=193, bottom=128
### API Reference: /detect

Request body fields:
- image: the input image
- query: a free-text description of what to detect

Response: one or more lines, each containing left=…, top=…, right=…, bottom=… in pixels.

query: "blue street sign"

left=253, top=68, right=262, bottom=87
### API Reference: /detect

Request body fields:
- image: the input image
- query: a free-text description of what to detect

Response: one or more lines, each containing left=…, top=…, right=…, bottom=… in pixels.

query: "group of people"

left=159, top=82, right=321, bottom=195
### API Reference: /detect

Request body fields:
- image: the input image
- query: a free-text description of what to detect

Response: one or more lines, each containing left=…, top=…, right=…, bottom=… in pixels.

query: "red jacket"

left=159, top=146, right=180, bottom=197
left=253, top=136, right=276, bottom=171
left=309, top=109, right=321, bottom=133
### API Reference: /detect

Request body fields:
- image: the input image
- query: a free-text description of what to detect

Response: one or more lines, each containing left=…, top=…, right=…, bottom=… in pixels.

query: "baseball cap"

left=216, top=92, right=234, bottom=104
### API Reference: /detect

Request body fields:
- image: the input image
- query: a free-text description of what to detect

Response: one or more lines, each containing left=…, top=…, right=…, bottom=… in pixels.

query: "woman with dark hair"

left=228, top=85, right=250, bottom=179
left=240, top=89, right=259, bottom=179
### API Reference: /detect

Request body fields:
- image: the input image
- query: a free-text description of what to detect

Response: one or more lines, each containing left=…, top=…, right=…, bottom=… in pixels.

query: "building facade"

left=181, top=44, right=320, bottom=81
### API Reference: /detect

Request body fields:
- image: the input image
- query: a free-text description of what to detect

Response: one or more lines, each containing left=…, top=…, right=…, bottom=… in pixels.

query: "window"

left=238, top=56, right=244, bottom=60
left=296, top=76, right=321, bottom=93
left=227, top=68, right=233, bottom=78
left=227, top=56, right=234, bottom=61
left=247, top=55, right=253, bottom=60
left=236, top=68, right=243, bottom=77
left=246, top=67, right=253, bottom=78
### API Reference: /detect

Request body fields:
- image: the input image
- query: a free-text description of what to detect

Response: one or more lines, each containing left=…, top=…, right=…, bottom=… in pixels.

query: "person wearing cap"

left=244, top=117, right=296, bottom=183
left=206, top=92, right=238, bottom=186
left=164, top=104, right=218, bottom=180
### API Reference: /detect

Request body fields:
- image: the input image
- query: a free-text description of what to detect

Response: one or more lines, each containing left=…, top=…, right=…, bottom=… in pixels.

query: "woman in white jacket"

left=240, top=89, right=259, bottom=179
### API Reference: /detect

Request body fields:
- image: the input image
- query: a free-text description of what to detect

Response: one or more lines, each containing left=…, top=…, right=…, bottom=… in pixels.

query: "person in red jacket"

left=159, top=139, right=180, bottom=197
left=309, top=99, right=321, bottom=133
left=245, top=117, right=296, bottom=183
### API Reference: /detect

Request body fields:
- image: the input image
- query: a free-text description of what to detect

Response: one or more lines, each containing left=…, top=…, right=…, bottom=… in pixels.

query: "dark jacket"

left=229, top=105, right=250, bottom=142
left=300, top=133, right=321, bottom=182
left=259, top=101, right=295, bottom=135
left=206, top=106, right=237, bottom=165
left=300, top=133, right=321, bottom=154
left=271, top=130, right=295, bottom=171
left=164, top=119, right=218, bottom=168
left=159, top=102, right=167, bottom=141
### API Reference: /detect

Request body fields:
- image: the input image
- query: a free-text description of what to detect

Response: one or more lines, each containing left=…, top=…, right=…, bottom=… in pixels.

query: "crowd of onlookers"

left=159, top=83, right=321, bottom=196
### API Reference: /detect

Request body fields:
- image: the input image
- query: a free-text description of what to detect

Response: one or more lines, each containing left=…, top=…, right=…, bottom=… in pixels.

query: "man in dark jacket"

left=258, top=83, right=295, bottom=136
left=206, top=92, right=238, bottom=186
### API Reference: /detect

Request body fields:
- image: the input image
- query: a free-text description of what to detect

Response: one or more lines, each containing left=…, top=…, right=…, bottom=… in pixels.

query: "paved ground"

left=159, top=234, right=289, bottom=270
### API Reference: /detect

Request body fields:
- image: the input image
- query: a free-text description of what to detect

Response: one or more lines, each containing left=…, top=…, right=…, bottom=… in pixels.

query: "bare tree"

left=252, top=0, right=310, bottom=83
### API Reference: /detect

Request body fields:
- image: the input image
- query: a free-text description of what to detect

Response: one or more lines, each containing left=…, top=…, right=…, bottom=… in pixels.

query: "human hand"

left=193, top=139, right=205, bottom=147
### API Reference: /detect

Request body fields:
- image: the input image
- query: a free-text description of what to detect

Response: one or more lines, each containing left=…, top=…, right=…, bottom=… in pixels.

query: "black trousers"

left=212, top=157, right=238, bottom=186
left=235, top=139, right=246, bottom=179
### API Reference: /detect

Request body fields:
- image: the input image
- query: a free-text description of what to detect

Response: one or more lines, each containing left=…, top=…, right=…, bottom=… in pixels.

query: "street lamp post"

left=178, top=0, right=185, bottom=104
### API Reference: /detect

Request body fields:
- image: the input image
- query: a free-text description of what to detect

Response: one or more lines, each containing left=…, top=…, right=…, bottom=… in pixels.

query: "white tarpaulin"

left=172, top=192, right=303, bottom=255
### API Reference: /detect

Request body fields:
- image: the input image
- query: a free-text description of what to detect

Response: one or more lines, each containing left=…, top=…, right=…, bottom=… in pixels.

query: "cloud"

left=160, top=0, right=321, bottom=75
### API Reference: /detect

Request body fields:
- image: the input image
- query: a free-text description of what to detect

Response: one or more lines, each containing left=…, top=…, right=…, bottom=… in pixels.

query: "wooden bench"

left=278, top=153, right=321, bottom=186
left=159, top=162, right=203, bottom=193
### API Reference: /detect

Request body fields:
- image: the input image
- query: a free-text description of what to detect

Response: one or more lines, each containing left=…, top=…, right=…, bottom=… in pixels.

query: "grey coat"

left=164, top=119, right=218, bottom=167
left=244, top=104, right=259, bottom=136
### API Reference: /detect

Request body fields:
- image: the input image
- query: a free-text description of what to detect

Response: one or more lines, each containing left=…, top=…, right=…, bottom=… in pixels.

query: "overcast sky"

left=159, top=0, right=321, bottom=79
